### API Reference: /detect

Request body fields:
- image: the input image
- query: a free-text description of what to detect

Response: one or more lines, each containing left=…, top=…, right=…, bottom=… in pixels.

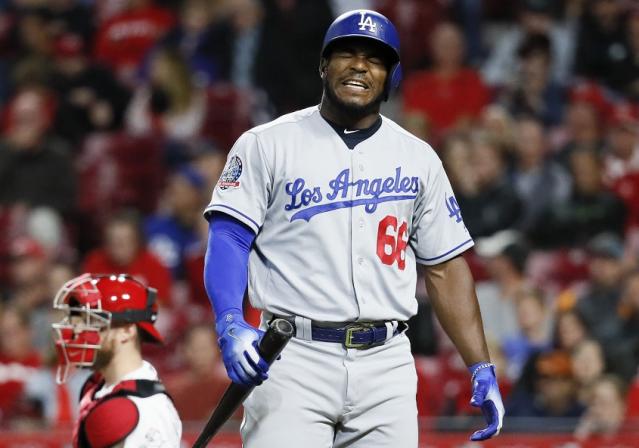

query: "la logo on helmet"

left=358, top=12, right=377, bottom=32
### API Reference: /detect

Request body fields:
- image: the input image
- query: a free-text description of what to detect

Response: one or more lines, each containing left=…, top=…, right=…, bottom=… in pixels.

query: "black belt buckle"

left=344, top=322, right=375, bottom=349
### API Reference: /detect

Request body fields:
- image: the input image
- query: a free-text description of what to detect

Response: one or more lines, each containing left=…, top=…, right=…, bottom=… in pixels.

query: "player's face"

left=93, top=327, right=116, bottom=370
left=322, top=38, right=389, bottom=116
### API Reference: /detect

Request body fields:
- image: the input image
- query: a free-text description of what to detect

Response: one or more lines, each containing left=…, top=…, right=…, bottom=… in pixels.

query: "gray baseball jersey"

left=205, top=106, right=472, bottom=322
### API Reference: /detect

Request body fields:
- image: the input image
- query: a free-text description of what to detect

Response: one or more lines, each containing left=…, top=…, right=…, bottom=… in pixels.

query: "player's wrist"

left=468, top=362, right=495, bottom=382
left=215, top=308, right=245, bottom=334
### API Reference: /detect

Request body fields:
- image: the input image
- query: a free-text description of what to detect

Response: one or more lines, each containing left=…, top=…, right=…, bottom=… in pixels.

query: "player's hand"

left=216, top=312, right=269, bottom=386
left=468, top=362, right=505, bottom=441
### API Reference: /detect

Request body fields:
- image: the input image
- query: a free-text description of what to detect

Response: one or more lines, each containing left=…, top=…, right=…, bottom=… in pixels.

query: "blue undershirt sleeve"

left=203, top=212, right=256, bottom=320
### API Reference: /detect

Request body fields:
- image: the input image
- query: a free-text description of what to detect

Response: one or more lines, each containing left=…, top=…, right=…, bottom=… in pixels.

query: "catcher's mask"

left=52, top=273, right=162, bottom=384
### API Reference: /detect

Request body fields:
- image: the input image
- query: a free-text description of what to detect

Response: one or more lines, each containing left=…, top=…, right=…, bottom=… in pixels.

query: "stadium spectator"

left=603, top=102, right=639, bottom=184
left=5, top=237, right=49, bottom=310
left=481, top=0, right=576, bottom=88
left=499, top=33, right=565, bottom=127
left=554, top=310, right=590, bottom=352
left=4, top=236, right=56, bottom=358
left=612, top=171, right=639, bottom=233
left=0, top=306, right=42, bottom=425
left=159, top=0, right=233, bottom=86
left=474, top=230, right=530, bottom=345
left=125, top=47, right=210, bottom=142
left=23, top=361, right=90, bottom=428
left=0, top=87, right=76, bottom=214
left=192, top=147, right=227, bottom=194
left=507, top=350, right=584, bottom=425
left=478, top=104, right=517, bottom=155
left=82, top=210, right=172, bottom=305
left=552, top=97, right=605, bottom=169
left=571, top=339, right=607, bottom=403
left=574, top=374, right=629, bottom=440
left=451, top=133, right=521, bottom=238
left=607, top=9, right=639, bottom=100
left=574, top=234, right=627, bottom=348
left=145, top=165, right=207, bottom=279
left=51, top=33, right=131, bottom=146
left=574, top=0, right=629, bottom=93
left=440, top=134, right=477, bottom=197
left=531, top=149, right=626, bottom=247
left=93, top=0, right=175, bottom=85
left=47, top=0, right=94, bottom=43
left=375, top=0, right=451, bottom=72
left=13, top=7, right=55, bottom=60
left=253, top=0, right=333, bottom=114
left=510, top=117, right=571, bottom=234
left=228, top=0, right=264, bottom=89
left=402, top=22, right=489, bottom=142
left=164, top=324, right=228, bottom=422
left=616, top=270, right=639, bottom=372
left=502, top=288, right=553, bottom=381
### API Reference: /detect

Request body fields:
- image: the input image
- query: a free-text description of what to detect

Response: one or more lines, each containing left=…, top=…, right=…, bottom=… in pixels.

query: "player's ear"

left=319, top=58, right=328, bottom=78
left=119, top=323, right=139, bottom=346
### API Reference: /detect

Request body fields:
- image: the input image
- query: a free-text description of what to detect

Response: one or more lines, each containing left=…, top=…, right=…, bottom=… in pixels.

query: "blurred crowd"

left=0, top=0, right=638, bottom=441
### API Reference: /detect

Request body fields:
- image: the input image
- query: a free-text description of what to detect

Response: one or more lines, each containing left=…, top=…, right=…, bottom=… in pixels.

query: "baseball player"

left=52, top=273, right=182, bottom=447
left=203, top=9, right=504, bottom=447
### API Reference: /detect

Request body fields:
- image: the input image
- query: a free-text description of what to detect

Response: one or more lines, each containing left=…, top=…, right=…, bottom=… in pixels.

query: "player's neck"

left=100, top=351, right=144, bottom=386
left=319, top=98, right=380, bottom=130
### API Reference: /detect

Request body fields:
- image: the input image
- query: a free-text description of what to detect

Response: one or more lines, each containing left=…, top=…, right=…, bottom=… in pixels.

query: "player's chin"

left=335, top=86, right=375, bottom=105
left=332, top=91, right=383, bottom=115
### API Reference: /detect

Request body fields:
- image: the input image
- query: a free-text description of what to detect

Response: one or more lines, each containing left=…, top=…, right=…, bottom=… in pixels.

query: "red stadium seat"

left=200, top=84, right=253, bottom=152
left=77, top=132, right=165, bottom=230
left=627, top=378, right=639, bottom=418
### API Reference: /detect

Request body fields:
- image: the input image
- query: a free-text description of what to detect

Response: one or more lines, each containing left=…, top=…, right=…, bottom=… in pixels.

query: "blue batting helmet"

left=320, top=10, right=402, bottom=99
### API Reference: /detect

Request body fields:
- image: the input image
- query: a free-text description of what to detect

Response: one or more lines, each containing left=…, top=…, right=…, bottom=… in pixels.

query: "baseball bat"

left=192, top=318, right=295, bottom=448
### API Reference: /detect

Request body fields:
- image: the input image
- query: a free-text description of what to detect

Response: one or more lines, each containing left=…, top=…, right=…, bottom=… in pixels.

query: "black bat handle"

left=257, top=318, right=295, bottom=363
left=192, top=318, right=295, bottom=448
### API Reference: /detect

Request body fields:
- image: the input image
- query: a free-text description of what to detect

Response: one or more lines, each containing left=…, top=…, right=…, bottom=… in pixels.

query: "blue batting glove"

left=216, top=311, right=269, bottom=386
left=468, top=362, right=505, bottom=441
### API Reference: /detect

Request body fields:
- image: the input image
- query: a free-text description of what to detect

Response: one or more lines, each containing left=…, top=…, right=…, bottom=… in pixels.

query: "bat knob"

left=271, top=318, right=295, bottom=337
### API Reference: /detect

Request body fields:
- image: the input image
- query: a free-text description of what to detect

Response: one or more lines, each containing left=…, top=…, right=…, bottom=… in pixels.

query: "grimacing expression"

left=322, top=38, right=390, bottom=116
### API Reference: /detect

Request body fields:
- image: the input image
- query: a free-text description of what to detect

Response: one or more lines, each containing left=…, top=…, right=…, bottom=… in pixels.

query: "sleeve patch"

left=218, top=155, right=243, bottom=190
left=85, top=397, right=139, bottom=448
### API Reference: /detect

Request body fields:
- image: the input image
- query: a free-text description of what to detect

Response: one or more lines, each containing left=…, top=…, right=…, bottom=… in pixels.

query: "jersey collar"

left=322, top=115, right=383, bottom=150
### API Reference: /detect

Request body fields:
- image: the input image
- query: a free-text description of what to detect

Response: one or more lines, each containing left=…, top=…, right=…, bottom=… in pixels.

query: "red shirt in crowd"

left=403, top=68, right=490, bottom=138
left=93, top=5, right=175, bottom=74
left=0, top=352, right=41, bottom=420
left=82, top=249, right=172, bottom=306
left=611, top=172, right=639, bottom=231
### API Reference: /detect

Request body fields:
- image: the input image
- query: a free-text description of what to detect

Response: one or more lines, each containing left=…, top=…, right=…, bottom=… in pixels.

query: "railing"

left=1, top=418, right=638, bottom=447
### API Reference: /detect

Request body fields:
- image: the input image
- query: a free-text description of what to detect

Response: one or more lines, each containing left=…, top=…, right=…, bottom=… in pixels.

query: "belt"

left=272, top=315, right=407, bottom=349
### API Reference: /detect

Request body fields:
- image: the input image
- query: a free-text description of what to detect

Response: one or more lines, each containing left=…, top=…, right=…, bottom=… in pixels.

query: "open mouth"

left=342, top=79, right=369, bottom=90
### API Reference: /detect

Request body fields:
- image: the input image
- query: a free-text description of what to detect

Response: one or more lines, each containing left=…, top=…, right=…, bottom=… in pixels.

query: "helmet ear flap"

left=389, top=63, right=402, bottom=91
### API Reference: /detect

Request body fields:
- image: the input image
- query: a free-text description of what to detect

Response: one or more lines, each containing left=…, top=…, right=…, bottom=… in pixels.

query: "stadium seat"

left=77, top=132, right=166, bottom=231
left=200, top=84, right=253, bottom=152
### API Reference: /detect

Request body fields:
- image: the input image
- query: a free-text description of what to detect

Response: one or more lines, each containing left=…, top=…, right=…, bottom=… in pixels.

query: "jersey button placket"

left=351, top=149, right=370, bottom=316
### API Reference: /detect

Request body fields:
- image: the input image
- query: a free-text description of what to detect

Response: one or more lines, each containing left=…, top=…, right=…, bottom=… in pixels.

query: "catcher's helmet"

left=52, top=273, right=162, bottom=383
left=321, top=9, right=401, bottom=99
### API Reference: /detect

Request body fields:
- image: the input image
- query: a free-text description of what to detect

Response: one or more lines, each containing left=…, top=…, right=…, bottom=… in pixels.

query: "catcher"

left=52, top=273, right=181, bottom=447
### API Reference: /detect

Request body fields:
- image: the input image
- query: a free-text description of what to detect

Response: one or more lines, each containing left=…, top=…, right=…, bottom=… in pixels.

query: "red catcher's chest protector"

left=74, top=373, right=170, bottom=448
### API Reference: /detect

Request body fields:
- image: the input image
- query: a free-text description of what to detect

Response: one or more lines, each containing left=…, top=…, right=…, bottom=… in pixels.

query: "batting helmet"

left=321, top=10, right=401, bottom=99
left=52, top=273, right=163, bottom=383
